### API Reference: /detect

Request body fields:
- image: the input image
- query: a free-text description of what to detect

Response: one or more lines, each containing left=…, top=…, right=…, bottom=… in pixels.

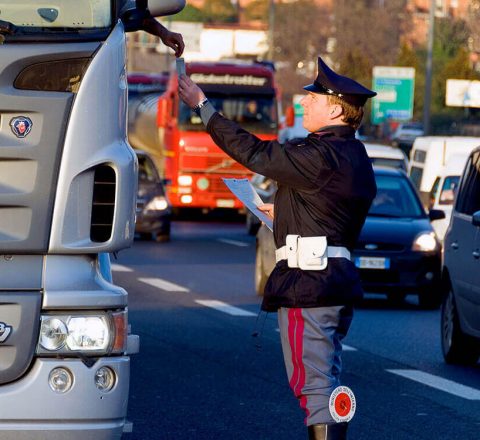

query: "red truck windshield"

left=179, top=94, right=278, bottom=134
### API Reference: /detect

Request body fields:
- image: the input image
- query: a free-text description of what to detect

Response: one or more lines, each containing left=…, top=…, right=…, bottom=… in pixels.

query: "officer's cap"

left=304, top=57, right=376, bottom=107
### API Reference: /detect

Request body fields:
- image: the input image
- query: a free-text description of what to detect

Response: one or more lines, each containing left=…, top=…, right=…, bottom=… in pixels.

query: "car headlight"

left=412, top=232, right=437, bottom=252
left=37, top=311, right=127, bottom=356
left=145, top=196, right=169, bottom=211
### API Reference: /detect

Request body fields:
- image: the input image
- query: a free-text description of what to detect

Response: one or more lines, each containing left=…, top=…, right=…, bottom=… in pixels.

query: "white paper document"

left=222, top=178, right=273, bottom=231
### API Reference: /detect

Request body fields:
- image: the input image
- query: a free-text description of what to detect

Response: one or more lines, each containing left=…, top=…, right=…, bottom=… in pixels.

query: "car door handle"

left=473, top=250, right=480, bottom=259
left=451, top=242, right=459, bottom=250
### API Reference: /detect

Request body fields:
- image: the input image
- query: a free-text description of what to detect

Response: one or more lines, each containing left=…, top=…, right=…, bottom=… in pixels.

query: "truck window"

left=439, top=176, right=459, bottom=206
left=409, top=166, right=423, bottom=189
left=456, top=152, right=480, bottom=215
left=413, top=149, right=426, bottom=163
left=179, top=95, right=278, bottom=134
left=0, top=0, right=112, bottom=40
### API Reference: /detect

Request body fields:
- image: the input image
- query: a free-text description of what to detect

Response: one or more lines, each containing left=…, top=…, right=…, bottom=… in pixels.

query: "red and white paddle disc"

left=329, top=386, right=356, bottom=422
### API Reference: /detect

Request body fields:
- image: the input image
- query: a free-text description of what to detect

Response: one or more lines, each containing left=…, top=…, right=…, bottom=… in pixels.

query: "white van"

left=429, top=154, right=469, bottom=241
left=408, top=136, right=480, bottom=206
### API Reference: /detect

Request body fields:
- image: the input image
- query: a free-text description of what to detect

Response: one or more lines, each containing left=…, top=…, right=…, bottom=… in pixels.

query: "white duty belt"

left=275, top=235, right=351, bottom=271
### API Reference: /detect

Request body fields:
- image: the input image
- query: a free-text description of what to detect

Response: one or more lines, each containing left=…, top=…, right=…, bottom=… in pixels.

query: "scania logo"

left=0, top=322, right=12, bottom=343
left=365, top=243, right=378, bottom=250
left=10, top=116, right=33, bottom=138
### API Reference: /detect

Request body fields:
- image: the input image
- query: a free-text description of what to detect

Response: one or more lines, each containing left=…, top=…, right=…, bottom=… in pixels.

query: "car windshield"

left=138, top=155, right=161, bottom=186
left=0, top=0, right=111, bottom=31
left=179, top=94, right=278, bottom=134
left=369, top=175, right=424, bottom=218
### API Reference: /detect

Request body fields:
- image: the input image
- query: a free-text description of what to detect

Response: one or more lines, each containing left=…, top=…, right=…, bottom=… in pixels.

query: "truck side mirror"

left=285, top=106, right=295, bottom=127
left=472, top=210, right=480, bottom=227
left=148, top=0, right=186, bottom=17
left=121, top=0, right=185, bottom=32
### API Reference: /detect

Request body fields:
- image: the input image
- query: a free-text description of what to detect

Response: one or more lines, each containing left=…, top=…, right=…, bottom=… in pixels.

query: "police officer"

left=179, top=57, right=377, bottom=440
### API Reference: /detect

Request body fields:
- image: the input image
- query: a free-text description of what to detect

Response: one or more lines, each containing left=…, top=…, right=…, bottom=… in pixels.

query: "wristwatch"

left=193, top=98, right=208, bottom=115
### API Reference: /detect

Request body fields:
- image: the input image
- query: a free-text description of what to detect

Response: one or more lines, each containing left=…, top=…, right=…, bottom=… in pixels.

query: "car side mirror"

left=285, top=106, right=295, bottom=127
left=472, top=210, right=480, bottom=227
left=121, top=0, right=185, bottom=32
left=429, top=209, right=445, bottom=221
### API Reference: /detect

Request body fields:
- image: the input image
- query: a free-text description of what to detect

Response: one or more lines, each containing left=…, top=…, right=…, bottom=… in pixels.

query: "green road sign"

left=371, top=66, right=415, bottom=125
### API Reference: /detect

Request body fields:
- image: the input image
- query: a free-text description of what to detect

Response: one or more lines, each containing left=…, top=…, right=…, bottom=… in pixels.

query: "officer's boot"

left=307, top=422, right=348, bottom=440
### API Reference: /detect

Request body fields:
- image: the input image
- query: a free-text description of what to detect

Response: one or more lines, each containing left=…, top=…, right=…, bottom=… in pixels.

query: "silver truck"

left=0, top=1, right=184, bottom=438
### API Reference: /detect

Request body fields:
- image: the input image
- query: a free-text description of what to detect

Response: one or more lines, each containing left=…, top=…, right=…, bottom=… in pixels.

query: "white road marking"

left=138, top=277, right=190, bottom=292
left=217, top=238, right=249, bottom=247
left=387, top=369, right=480, bottom=400
left=195, top=300, right=256, bottom=316
left=111, top=264, right=133, bottom=272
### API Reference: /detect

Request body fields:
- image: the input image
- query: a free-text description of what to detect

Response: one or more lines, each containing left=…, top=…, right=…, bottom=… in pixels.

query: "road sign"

left=371, top=66, right=415, bottom=124
left=446, top=79, right=480, bottom=108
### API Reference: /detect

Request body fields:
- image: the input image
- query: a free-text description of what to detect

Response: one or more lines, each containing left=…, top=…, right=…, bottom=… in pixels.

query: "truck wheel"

left=441, top=288, right=480, bottom=365
left=255, top=246, right=267, bottom=296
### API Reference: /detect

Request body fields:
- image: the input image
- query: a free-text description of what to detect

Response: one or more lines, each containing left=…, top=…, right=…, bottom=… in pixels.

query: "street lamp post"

left=423, top=0, right=435, bottom=135
left=268, top=0, right=275, bottom=60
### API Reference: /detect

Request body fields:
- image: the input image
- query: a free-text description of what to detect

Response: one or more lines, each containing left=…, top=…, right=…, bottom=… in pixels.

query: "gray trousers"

left=278, top=305, right=353, bottom=426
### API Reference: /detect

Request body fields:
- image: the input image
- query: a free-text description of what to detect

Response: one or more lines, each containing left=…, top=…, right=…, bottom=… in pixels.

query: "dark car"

left=135, top=151, right=172, bottom=242
left=255, top=167, right=445, bottom=308
left=441, top=147, right=480, bottom=365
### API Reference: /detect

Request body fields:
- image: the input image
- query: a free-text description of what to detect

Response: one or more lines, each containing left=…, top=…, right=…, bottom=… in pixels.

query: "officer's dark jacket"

left=206, top=113, right=377, bottom=311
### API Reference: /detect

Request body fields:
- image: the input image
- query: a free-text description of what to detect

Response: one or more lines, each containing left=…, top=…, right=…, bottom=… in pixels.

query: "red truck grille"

left=180, top=154, right=246, bottom=174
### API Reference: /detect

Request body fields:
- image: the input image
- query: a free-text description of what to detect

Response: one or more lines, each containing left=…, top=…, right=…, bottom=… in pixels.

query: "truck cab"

left=0, top=1, right=184, bottom=438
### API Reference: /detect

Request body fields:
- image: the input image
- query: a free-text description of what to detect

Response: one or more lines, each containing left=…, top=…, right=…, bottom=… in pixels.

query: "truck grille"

left=90, top=165, right=116, bottom=242
left=0, top=292, right=41, bottom=384
left=180, top=155, right=246, bottom=174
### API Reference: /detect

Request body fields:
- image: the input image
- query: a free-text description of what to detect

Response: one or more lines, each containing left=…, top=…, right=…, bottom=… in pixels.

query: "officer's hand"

left=178, top=75, right=206, bottom=109
left=258, top=203, right=274, bottom=220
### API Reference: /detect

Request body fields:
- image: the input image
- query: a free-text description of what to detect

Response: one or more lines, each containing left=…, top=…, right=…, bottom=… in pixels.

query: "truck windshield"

left=0, top=0, right=111, bottom=35
left=179, top=94, right=278, bottom=134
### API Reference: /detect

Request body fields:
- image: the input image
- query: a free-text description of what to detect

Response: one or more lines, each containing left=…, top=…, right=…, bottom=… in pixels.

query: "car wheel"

left=441, top=288, right=480, bottom=365
left=418, top=288, right=442, bottom=309
left=255, top=246, right=267, bottom=296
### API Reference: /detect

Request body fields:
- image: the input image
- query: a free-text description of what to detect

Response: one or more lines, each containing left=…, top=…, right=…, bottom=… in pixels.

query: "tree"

left=201, top=0, right=238, bottom=23
left=396, top=42, right=425, bottom=120
left=271, top=0, right=331, bottom=105
left=169, top=4, right=204, bottom=22
left=244, top=0, right=268, bottom=22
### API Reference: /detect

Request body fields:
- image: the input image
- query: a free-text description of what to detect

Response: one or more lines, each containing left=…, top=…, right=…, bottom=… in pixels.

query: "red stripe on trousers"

left=287, top=308, right=310, bottom=421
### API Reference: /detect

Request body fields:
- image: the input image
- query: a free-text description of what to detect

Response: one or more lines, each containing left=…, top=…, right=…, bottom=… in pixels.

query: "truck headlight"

left=178, top=175, right=192, bottom=186
left=412, top=232, right=437, bottom=252
left=145, top=196, right=169, bottom=211
left=37, top=311, right=127, bottom=356
left=66, top=316, right=110, bottom=351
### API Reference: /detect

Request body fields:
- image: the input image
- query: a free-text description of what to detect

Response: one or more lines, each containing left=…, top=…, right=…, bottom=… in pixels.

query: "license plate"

left=216, top=199, right=235, bottom=208
left=355, top=256, right=390, bottom=270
